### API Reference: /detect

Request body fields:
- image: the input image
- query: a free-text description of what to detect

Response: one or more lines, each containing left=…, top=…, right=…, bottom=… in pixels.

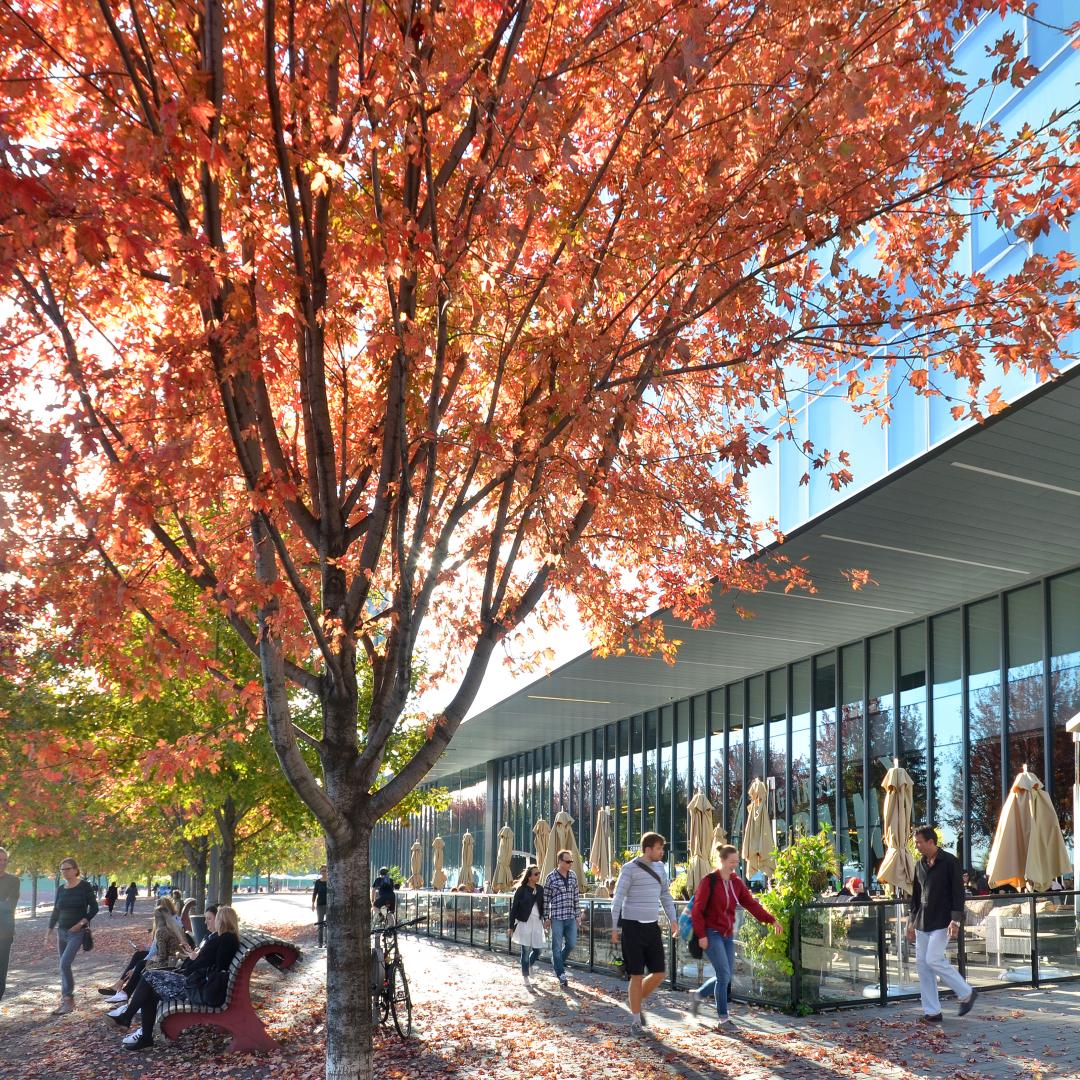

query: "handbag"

left=186, top=967, right=228, bottom=1007
left=82, top=927, right=94, bottom=951
left=686, top=873, right=717, bottom=960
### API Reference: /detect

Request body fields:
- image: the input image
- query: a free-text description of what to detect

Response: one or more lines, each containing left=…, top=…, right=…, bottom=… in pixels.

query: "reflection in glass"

left=1050, top=570, right=1080, bottom=861
left=768, top=669, right=789, bottom=849
left=709, top=689, right=726, bottom=828
left=840, top=643, right=864, bottom=874
left=814, top=654, right=837, bottom=836
left=967, top=598, right=1003, bottom=870
left=867, top=633, right=894, bottom=874
left=898, top=623, right=928, bottom=825
left=1006, top=585, right=1044, bottom=785
left=675, top=700, right=691, bottom=862
left=932, top=610, right=964, bottom=860
left=791, top=661, right=812, bottom=838
left=728, top=684, right=745, bottom=851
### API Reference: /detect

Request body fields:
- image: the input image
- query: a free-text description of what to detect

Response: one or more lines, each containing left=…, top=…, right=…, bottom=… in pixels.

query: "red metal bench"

left=157, top=931, right=300, bottom=1053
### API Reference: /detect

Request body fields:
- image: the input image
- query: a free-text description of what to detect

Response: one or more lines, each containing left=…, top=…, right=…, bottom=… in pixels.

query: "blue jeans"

left=57, top=927, right=83, bottom=998
left=520, top=945, right=540, bottom=976
left=695, top=930, right=735, bottom=1018
left=549, top=917, right=578, bottom=980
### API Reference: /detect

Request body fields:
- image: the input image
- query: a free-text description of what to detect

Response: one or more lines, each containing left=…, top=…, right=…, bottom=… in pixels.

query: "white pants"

left=915, top=928, right=972, bottom=1016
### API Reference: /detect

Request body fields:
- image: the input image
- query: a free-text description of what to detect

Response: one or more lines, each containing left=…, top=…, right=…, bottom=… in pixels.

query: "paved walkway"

left=1, top=895, right=1075, bottom=1079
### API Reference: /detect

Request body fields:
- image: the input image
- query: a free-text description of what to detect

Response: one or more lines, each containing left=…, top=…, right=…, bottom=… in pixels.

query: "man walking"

left=905, top=825, right=976, bottom=1022
left=311, top=865, right=328, bottom=948
left=544, top=849, right=583, bottom=990
left=610, top=832, right=677, bottom=1035
left=0, top=846, right=20, bottom=1001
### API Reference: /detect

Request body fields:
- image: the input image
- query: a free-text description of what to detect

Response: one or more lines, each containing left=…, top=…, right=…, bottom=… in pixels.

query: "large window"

left=839, top=643, right=864, bottom=874
left=675, top=700, right=691, bottom=861
left=644, top=711, right=658, bottom=834
left=967, top=598, right=1003, bottom=870
left=931, top=610, right=964, bottom=859
left=727, top=683, right=745, bottom=850
left=767, top=669, right=789, bottom=849
left=630, top=715, right=643, bottom=842
left=867, top=633, right=894, bottom=872
left=1006, top=585, right=1044, bottom=783
left=898, top=623, right=928, bottom=825
left=615, top=721, right=629, bottom=857
left=692, top=695, right=708, bottom=803
left=814, top=654, right=837, bottom=835
left=1050, top=571, right=1080, bottom=857
left=791, top=661, right=812, bottom=838
left=709, top=690, right=726, bottom=824
left=658, top=707, right=673, bottom=844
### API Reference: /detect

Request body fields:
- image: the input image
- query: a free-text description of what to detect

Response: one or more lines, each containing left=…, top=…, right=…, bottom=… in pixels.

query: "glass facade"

left=375, top=569, right=1080, bottom=886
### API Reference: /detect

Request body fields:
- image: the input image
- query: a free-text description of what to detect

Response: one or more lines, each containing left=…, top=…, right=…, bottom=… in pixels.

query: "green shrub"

left=739, top=827, right=839, bottom=976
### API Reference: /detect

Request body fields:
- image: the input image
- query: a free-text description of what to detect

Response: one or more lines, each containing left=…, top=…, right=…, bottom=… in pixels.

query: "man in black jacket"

left=905, top=826, right=976, bottom=1022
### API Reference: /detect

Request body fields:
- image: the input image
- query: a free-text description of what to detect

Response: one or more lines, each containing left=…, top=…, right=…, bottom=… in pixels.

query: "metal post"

left=589, top=900, right=596, bottom=972
left=791, top=906, right=801, bottom=1013
left=1030, top=894, right=1040, bottom=988
left=877, top=903, right=887, bottom=1006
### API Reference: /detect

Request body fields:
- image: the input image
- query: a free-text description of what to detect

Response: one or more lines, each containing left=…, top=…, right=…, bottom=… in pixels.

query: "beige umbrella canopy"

left=540, top=810, right=586, bottom=885
left=459, top=831, right=475, bottom=889
left=491, top=825, right=516, bottom=894
left=877, top=764, right=915, bottom=895
left=431, top=836, right=447, bottom=890
left=741, top=778, right=775, bottom=878
left=408, top=840, right=424, bottom=890
left=686, top=790, right=715, bottom=895
left=533, top=818, right=551, bottom=869
left=987, top=766, right=1071, bottom=891
left=589, top=806, right=614, bottom=896
left=711, top=822, right=729, bottom=852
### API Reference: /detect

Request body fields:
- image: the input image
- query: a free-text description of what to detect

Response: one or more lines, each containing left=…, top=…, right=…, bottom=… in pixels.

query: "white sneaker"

left=104, top=991, right=127, bottom=1004
left=688, top=995, right=702, bottom=1019
left=107, top=1004, right=128, bottom=1019
left=630, top=1019, right=645, bottom=1036
left=522, top=974, right=531, bottom=986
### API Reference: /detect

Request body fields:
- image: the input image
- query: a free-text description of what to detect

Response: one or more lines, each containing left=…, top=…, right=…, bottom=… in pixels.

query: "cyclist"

left=371, top=867, right=398, bottom=924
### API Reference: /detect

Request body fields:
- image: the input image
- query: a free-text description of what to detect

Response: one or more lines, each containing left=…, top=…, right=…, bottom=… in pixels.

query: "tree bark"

left=181, top=835, right=209, bottom=912
left=216, top=795, right=238, bottom=907
left=324, top=828, right=372, bottom=1080
left=30, top=872, right=38, bottom=918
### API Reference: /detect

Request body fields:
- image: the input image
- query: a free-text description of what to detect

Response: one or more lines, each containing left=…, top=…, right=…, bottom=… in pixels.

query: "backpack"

left=681, top=872, right=718, bottom=959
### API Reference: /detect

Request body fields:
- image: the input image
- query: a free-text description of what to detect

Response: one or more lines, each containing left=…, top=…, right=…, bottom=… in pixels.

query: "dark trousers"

left=0, top=930, right=13, bottom=1000
left=121, top=949, right=149, bottom=995
left=315, top=903, right=327, bottom=947
left=124, top=896, right=136, bottom=915
left=122, top=976, right=161, bottom=1040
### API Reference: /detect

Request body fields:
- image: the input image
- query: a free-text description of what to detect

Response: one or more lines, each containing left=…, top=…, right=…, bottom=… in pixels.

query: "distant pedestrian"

left=371, top=866, right=398, bottom=920
left=509, top=865, right=545, bottom=985
left=688, top=844, right=781, bottom=1028
left=124, top=882, right=138, bottom=916
left=544, top=849, right=583, bottom=990
left=45, top=856, right=98, bottom=1014
left=312, top=865, right=328, bottom=947
left=610, top=832, right=677, bottom=1035
left=105, top=882, right=119, bottom=916
left=0, top=846, right=20, bottom=1001
left=906, top=826, right=976, bottom=1023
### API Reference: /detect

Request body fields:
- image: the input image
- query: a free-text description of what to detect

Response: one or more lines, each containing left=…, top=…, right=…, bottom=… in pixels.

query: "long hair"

left=158, top=895, right=177, bottom=915
left=513, top=865, right=541, bottom=889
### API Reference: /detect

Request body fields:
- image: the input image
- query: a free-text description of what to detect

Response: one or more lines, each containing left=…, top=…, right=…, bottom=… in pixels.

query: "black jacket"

left=910, top=847, right=965, bottom=932
left=509, top=884, right=544, bottom=931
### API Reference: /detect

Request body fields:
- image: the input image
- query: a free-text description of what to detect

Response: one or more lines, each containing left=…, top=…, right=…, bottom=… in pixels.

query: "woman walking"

left=123, top=882, right=137, bottom=916
left=110, top=904, right=240, bottom=1051
left=509, top=865, right=545, bottom=985
left=105, top=882, right=119, bottom=916
left=45, top=857, right=98, bottom=1015
left=688, top=844, right=781, bottom=1029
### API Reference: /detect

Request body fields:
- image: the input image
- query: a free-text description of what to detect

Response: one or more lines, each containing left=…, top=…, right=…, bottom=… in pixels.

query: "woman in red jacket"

left=688, top=844, right=781, bottom=1028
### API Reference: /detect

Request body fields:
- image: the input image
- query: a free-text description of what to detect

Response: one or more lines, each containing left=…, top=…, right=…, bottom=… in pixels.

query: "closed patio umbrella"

left=987, top=766, right=1071, bottom=891
left=877, top=763, right=915, bottom=895
left=540, top=810, right=585, bottom=885
left=686, top=790, right=715, bottom=895
left=741, top=778, right=775, bottom=878
left=533, top=818, right=551, bottom=869
left=431, top=836, right=447, bottom=890
left=408, top=840, right=424, bottom=889
left=711, top=822, right=729, bottom=851
left=589, top=806, right=614, bottom=896
left=491, top=824, right=515, bottom=893
left=459, top=831, right=475, bottom=889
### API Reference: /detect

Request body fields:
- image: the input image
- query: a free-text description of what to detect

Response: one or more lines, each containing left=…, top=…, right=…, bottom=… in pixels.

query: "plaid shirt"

left=544, top=868, right=581, bottom=921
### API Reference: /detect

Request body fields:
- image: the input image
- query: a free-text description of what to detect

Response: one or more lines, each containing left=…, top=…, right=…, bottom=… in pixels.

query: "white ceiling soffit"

left=426, top=370, right=1080, bottom=782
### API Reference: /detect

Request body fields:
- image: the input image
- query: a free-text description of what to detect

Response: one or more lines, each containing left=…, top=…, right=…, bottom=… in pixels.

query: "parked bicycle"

left=370, top=914, right=418, bottom=1037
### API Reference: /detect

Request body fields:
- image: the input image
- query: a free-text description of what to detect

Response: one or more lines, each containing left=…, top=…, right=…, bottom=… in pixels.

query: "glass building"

left=374, top=6, right=1080, bottom=890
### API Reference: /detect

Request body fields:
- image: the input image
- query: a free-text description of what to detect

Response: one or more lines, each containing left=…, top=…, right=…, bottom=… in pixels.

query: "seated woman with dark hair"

left=108, top=904, right=240, bottom=1051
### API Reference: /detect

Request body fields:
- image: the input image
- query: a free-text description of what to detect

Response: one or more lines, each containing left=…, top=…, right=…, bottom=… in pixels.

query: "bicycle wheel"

left=376, top=985, right=390, bottom=1025
left=388, top=960, right=412, bottom=1038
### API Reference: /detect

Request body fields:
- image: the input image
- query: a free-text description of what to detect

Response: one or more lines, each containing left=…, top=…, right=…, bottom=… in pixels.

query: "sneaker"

left=688, top=995, right=702, bottom=1019
left=558, top=975, right=569, bottom=990
left=107, top=1004, right=128, bottom=1019
left=522, top=974, right=531, bottom=987
left=51, top=999, right=74, bottom=1016
left=716, top=1016, right=733, bottom=1030
left=104, top=991, right=127, bottom=1004
left=630, top=1019, right=646, bottom=1036
left=958, top=990, right=977, bottom=1017
left=919, top=1013, right=943, bottom=1024
left=97, top=987, right=116, bottom=996
left=122, top=1031, right=153, bottom=1050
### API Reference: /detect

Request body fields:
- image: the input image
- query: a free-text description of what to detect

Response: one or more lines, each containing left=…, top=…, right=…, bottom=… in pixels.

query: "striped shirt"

left=610, top=858, right=678, bottom=925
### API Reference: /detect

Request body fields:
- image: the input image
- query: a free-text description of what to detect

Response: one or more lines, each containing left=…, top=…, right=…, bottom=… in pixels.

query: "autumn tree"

left=1, top=1, right=1079, bottom=1076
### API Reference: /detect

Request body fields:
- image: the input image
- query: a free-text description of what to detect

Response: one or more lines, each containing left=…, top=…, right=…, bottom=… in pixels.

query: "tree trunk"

left=216, top=795, right=238, bottom=906
left=182, top=836, right=209, bottom=912
left=30, top=871, right=38, bottom=918
left=325, top=828, right=373, bottom=1080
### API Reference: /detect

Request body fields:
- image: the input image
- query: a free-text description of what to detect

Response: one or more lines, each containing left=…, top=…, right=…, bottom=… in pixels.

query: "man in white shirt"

left=610, top=832, right=677, bottom=1035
